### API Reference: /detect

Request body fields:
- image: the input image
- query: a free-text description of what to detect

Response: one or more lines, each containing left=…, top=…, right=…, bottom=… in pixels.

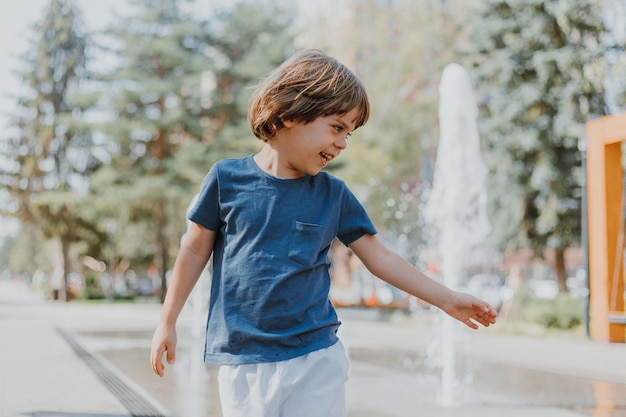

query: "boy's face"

left=277, top=108, right=360, bottom=178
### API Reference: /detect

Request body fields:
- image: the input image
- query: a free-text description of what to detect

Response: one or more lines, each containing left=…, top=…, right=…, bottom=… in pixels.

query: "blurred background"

left=1, top=0, right=624, bottom=339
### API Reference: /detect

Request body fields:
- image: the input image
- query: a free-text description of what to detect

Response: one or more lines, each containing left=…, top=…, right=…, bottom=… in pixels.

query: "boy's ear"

left=281, top=118, right=295, bottom=128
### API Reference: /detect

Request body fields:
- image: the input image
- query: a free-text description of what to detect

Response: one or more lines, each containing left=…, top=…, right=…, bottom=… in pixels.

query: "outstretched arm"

left=348, top=234, right=497, bottom=329
left=150, top=223, right=216, bottom=377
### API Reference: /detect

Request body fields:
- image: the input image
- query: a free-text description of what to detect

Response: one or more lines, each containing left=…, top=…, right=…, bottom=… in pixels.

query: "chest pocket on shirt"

left=288, top=221, right=327, bottom=266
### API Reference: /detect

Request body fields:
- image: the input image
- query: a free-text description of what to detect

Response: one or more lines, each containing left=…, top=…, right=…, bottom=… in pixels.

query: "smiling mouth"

left=320, top=152, right=333, bottom=167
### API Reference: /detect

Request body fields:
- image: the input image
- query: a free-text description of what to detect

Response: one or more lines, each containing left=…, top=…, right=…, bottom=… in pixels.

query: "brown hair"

left=248, top=49, right=370, bottom=141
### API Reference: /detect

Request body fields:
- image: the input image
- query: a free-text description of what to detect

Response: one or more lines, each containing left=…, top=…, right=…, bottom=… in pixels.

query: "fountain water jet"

left=424, top=63, right=491, bottom=406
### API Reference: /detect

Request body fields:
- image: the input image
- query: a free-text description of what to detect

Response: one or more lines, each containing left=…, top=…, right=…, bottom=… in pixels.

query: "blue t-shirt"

left=188, top=155, right=377, bottom=365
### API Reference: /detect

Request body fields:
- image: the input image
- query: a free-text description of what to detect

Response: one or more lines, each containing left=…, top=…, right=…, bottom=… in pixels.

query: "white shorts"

left=217, top=340, right=350, bottom=417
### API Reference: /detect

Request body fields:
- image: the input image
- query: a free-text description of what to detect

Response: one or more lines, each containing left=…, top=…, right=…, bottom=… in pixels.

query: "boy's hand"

left=445, top=292, right=498, bottom=329
left=150, top=324, right=177, bottom=377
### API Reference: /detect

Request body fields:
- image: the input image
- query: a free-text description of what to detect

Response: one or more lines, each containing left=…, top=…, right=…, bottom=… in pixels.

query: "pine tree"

left=207, top=1, right=296, bottom=149
left=464, top=0, right=607, bottom=291
left=87, top=0, right=214, bottom=301
left=90, top=0, right=296, bottom=301
left=0, top=0, right=103, bottom=301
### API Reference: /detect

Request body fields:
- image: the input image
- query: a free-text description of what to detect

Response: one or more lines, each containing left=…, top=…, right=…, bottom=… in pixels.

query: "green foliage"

left=527, top=295, right=582, bottom=329
left=0, top=235, right=13, bottom=271
left=195, top=0, right=296, bottom=164
left=0, top=0, right=298, bottom=301
left=6, top=225, right=52, bottom=276
left=507, top=285, right=583, bottom=330
left=0, top=0, right=105, bottom=300
left=85, top=0, right=297, bottom=299
left=88, top=0, right=218, bottom=291
left=463, top=0, right=607, bottom=255
left=81, top=273, right=106, bottom=300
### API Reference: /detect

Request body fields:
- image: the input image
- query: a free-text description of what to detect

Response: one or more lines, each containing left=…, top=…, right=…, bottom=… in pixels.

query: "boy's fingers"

left=151, top=359, right=162, bottom=377
left=166, top=345, right=176, bottom=364
left=155, top=362, right=164, bottom=377
left=476, top=317, right=491, bottom=327
left=151, top=346, right=165, bottom=377
left=466, top=319, right=479, bottom=329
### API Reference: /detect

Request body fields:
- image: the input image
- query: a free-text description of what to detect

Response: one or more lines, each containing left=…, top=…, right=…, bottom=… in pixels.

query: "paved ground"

left=1, top=278, right=626, bottom=417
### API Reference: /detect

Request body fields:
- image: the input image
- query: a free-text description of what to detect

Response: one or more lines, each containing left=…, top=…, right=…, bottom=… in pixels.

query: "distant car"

left=463, top=274, right=505, bottom=312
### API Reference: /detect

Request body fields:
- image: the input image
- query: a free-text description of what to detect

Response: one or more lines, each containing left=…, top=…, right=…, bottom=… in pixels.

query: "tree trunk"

left=155, top=200, right=168, bottom=303
left=60, top=236, right=72, bottom=302
left=554, top=248, right=568, bottom=294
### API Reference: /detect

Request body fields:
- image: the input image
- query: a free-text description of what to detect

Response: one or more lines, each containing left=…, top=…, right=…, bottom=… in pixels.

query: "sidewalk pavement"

left=1, top=278, right=625, bottom=417
left=0, top=280, right=164, bottom=417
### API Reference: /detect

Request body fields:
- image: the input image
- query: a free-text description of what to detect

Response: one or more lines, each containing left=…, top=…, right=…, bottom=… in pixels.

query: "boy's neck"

left=253, top=146, right=304, bottom=179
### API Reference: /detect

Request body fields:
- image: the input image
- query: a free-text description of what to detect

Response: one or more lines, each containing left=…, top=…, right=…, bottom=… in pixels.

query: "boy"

left=150, top=49, right=497, bottom=417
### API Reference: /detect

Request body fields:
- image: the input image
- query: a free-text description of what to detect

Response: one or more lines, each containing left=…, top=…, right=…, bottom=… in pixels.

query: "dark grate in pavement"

left=57, top=328, right=168, bottom=417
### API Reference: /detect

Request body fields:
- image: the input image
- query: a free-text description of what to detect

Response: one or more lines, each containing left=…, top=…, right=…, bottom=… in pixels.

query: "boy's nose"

left=335, top=136, right=347, bottom=150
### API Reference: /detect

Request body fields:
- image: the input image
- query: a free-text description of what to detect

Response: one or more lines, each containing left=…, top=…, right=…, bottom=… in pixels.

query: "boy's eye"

left=332, top=125, right=353, bottom=139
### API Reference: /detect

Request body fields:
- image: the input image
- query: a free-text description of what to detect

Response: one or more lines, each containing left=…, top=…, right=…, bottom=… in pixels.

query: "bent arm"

left=150, top=222, right=216, bottom=376
left=160, top=222, right=216, bottom=325
left=348, top=234, right=497, bottom=328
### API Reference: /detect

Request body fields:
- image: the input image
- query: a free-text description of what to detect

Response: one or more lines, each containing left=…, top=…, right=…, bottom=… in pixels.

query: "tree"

left=90, top=0, right=297, bottom=302
left=463, top=0, right=607, bottom=291
left=87, top=0, right=215, bottom=301
left=296, top=0, right=457, bottom=246
left=0, top=0, right=103, bottom=301
left=5, top=225, right=52, bottom=279
left=200, top=0, right=297, bottom=161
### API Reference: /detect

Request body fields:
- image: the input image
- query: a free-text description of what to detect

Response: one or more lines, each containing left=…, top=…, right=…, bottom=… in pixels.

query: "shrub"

left=507, top=285, right=583, bottom=330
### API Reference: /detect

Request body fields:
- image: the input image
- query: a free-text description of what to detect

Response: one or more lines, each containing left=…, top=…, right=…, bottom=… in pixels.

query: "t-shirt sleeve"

left=188, top=164, right=221, bottom=231
left=336, top=186, right=377, bottom=246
